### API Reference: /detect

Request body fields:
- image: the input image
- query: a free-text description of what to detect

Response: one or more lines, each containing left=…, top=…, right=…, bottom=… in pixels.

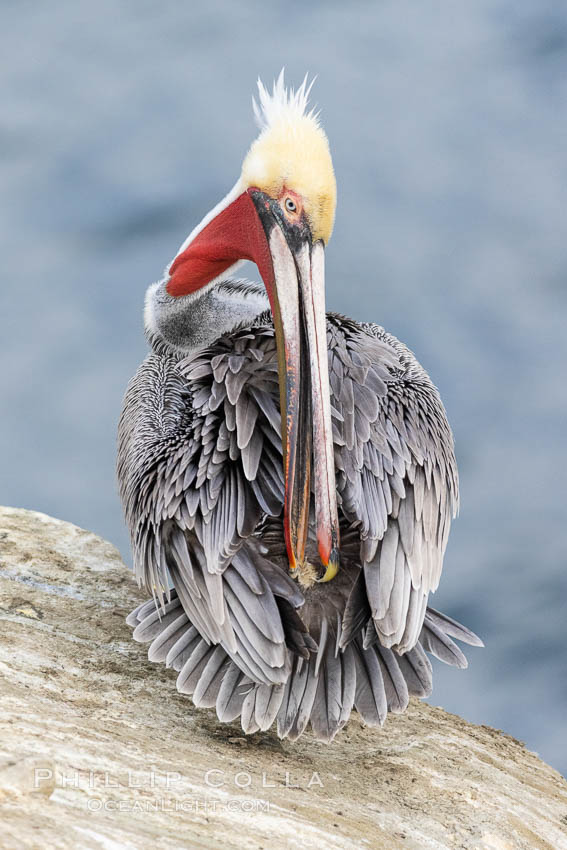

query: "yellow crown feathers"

left=241, top=71, right=337, bottom=245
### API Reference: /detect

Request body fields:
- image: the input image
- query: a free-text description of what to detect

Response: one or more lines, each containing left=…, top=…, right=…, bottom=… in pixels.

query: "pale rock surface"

left=0, top=506, right=566, bottom=850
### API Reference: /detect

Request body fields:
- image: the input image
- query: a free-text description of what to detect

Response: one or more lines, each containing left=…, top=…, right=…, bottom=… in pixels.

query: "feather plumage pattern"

left=119, top=290, right=481, bottom=742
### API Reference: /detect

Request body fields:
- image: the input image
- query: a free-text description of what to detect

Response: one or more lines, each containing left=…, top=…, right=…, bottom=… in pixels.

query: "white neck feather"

left=144, top=277, right=269, bottom=357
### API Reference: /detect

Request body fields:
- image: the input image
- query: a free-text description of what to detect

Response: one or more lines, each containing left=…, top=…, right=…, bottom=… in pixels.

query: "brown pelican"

left=119, top=73, right=482, bottom=742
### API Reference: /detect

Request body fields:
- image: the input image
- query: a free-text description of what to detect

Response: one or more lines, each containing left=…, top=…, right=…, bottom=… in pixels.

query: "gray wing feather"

left=223, top=583, right=287, bottom=672
left=223, top=567, right=284, bottom=644
left=118, top=327, right=301, bottom=689
left=331, top=318, right=459, bottom=655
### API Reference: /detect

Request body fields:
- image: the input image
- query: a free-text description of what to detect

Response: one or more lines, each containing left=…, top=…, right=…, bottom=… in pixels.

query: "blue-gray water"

left=2, top=2, right=566, bottom=774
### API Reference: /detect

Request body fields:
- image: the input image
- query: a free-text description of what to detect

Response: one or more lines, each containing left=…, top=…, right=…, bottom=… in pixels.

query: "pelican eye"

left=284, top=197, right=297, bottom=213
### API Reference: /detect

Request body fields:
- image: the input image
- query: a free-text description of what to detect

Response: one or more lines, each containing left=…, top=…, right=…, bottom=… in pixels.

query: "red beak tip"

left=318, top=541, right=340, bottom=568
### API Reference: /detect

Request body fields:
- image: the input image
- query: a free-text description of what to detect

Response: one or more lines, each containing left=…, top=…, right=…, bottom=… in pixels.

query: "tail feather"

left=127, top=599, right=480, bottom=741
left=241, top=689, right=261, bottom=734
left=193, top=646, right=231, bottom=708
left=286, top=658, right=319, bottom=741
left=352, top=638, right=387, bottom=726
left=340, top=571, right=370, bottom=649
left=396, top=642, right=433, bottom=698
left=132, top=598, right=182, bottom=642
left=377, top=646, right=409, bottom=713
left=276, top=656, right=310, bottom=738
left=250, top=683, right=285, bottom=732
left=126, top=598, right=156, bottom=628
left=277, top=656, right=319, bottom=741
left=425, top=607, right=484, bottom=647
left=216, top=666, right=253, bottom=723
left=311, top=650, right=344, bottom=741
left=338, top=646, right=357, bottom=729
left=166, top=624, right=201, bottom=671
left=148, top=612, right=191, bottom=662
left=176, top=640, right=218, bottom=695
left=420, top=616, right=468, bottom=668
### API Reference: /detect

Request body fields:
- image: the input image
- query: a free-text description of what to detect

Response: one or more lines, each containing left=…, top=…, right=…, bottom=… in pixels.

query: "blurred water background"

left=1, top=1, right=566, bottom=774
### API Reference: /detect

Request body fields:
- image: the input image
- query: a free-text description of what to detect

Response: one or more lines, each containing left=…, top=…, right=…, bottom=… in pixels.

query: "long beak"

left=265, top=226, right=340, bottom=581
left=166, top=185, right=340, bottom=580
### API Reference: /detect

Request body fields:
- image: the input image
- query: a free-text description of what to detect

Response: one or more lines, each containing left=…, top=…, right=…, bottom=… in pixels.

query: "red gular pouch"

left=166, top=189, right=275, bottom=297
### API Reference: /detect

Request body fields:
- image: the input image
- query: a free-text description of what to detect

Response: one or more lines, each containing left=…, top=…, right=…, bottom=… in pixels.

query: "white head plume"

left=252, top=69, right=319, bottom=131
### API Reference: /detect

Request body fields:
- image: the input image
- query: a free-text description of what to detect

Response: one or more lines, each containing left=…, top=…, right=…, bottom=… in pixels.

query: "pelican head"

left=166, top=72, right=339, bottom=581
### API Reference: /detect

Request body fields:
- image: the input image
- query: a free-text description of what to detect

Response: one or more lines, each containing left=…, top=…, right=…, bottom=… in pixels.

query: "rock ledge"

left=1, top=506, right=566, bottom=850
